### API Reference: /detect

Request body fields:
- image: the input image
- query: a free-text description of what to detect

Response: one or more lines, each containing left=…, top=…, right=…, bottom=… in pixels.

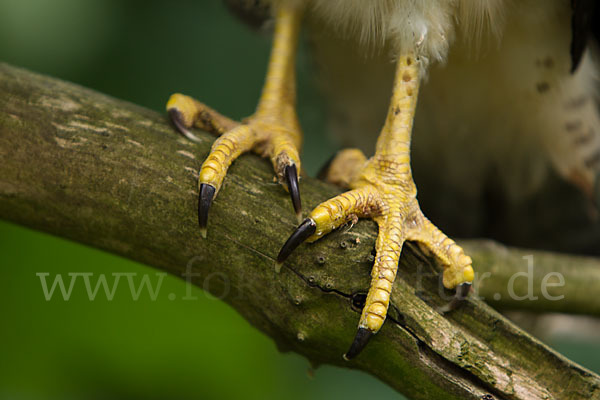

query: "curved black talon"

left=277, top=218, right=316, bottom=263
left=198, top=184, right=216, bottom=239
left=284, top=164, right=302, bottom=221
left=437, top=282, right=472, bottom=314
left=343, top=327, right=373, bottom=360
left=168, top=108, right=202, bottom=143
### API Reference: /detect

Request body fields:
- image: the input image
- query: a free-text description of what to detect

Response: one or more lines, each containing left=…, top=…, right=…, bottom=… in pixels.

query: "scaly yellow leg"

left=277, top=54, right=475, bottom=359
left=166, top=2, right=305, bottom=237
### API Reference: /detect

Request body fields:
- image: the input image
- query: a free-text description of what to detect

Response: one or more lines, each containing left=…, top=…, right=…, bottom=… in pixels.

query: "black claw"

left=284, top=164, right=302, bottom=219
left=456, top=282, right=472, bottom=299
left=438, top=282, right=472, bottom=314
left=198, top=184, right=216, bottom=238
left=343, top=327, right=373, bottom=360
left=277, top=218, right=316, bottom=263
left=168, top=108, right=202, bottom=143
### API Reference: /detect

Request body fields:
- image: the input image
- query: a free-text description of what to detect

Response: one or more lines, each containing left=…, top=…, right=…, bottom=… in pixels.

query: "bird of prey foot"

left=276, top=52, right=474, bottom=359
left=166, top=4, right=305, bottom=237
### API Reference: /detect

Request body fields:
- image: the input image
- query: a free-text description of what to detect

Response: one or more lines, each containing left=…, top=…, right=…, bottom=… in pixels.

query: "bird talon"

left=343, top=327, right=373, bottom=360
left=198, top=183, right=216, bottom=238
left=277, top=218, right=316, bottom=263
left=437, top=282, right=472, bottom=314
left=284, top=164, right=302, bottom=222
left=168, top=108, right=202, bottom=143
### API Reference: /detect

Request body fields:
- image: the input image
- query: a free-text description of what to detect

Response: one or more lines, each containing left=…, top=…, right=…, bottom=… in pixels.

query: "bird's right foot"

left=166, top=2, right=306, bottom=237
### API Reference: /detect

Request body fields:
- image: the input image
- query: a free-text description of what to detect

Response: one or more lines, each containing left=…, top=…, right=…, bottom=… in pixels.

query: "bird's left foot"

left=278, top=52, right=475, bottom=359
left=277, top=153, right=473, bottom=359
left=277, top=150, right=474, bottom=359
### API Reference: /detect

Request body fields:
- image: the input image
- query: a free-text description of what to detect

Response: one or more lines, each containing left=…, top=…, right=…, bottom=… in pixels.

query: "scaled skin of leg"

left=277, top=54, right=474, bottom=359
left=166, top=2, right=305, bottom=236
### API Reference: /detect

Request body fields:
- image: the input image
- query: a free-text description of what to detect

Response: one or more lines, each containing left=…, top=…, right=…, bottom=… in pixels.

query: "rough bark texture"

left=1, top=62, right=599, bottom=400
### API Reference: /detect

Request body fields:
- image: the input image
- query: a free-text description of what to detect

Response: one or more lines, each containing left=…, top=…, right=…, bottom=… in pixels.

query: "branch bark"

left=1, top=62, right=599, bottom=400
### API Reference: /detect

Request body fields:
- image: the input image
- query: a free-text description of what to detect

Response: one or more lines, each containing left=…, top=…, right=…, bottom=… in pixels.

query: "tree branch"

left=1, top=62, right=599, bottom=400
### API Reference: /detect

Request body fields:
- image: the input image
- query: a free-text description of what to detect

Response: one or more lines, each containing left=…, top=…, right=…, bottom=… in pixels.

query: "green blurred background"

left=0, top=1, right=598, bottom=399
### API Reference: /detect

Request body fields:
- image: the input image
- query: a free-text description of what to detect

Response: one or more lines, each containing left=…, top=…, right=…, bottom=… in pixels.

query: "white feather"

left=456, top=0, right=506, bottom=50
left=270, top=0, right=507, bottom=64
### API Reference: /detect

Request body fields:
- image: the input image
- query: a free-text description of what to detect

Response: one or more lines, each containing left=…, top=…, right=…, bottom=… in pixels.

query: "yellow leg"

left=166, top=2, right=305, bottom=236
left=277, top=54, right=475, bottom=359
